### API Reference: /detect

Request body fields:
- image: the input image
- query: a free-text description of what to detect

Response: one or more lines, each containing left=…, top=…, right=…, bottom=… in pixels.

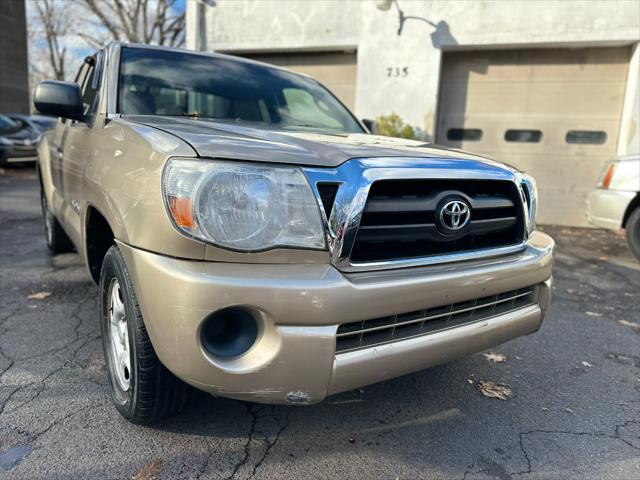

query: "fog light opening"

left=200, top=308, right=258, bottom=358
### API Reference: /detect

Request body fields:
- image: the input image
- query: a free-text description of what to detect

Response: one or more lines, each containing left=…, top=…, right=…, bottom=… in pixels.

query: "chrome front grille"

left=335, top=285, right=539, bottom=354
left=349, top=179, right=525, bottom=263
left=303, top=157, right=530, bottom=272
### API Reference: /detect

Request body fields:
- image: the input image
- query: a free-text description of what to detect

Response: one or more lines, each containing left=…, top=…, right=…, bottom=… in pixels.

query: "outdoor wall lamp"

left=376, top=0, right=437, bottom=36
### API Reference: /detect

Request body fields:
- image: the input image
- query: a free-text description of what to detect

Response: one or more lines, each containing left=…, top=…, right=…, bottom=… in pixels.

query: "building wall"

left=188, top=0, right=361, bottom=53
left=187, top=0, right=639, bottom=152
left=619, top=44, right=640, bottom=156
left=0, top=0, right=29, bottom=114
left=356, top=0, right=640, bottom=149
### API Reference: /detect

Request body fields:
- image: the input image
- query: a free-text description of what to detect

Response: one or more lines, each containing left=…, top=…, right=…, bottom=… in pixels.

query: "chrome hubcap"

left=108, top=279, right=131, bottom=391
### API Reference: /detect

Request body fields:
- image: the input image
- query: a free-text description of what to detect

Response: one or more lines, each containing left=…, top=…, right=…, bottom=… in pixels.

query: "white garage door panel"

left=437, top=47, right=631, bottom=226
left=444, top=82, right=627, bottom=117
left=237, top=51, right=357, bottom=110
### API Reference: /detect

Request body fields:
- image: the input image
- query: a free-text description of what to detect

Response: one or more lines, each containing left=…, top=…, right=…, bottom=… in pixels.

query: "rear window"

left=566, top=130, right=607, bottom=145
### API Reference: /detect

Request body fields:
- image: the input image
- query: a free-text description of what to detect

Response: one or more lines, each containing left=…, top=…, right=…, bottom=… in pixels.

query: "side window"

left=80, top=54, right=103, bottom=120
left=74, top=63, right=88, bottom=84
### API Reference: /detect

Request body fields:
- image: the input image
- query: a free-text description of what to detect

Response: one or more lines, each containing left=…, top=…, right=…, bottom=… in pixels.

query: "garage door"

left=436, top=47, right=631, bottom=226
left=237, top=51, right=357, bottom=110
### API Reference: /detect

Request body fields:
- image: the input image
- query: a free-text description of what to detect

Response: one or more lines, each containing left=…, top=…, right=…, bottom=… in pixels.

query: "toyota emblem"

left=438, top=199, right=471, bottom=233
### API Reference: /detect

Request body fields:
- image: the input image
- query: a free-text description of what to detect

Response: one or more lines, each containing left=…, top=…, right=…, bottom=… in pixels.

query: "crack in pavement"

left=513, top=427, right=640, bottom=476
left=224, top=404, right=264, bottom=480
left=462, top=420, right=640, bottom=479
left=0, top=404, right=98, bottom=473
left=1, top=332, right=102, bottom=416
left=249, top=407, right=291, bottom=479
left=219, top=404, right=291, bottom=480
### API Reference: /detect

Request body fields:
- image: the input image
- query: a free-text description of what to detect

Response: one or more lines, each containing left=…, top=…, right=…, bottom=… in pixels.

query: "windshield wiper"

left=282, top=122, right=322, bottom=129
left=153, top=112, right=207, bottom=118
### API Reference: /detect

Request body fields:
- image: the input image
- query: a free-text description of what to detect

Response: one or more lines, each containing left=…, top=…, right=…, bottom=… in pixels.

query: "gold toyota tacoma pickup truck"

left=33, top=43, right=554, bottom=424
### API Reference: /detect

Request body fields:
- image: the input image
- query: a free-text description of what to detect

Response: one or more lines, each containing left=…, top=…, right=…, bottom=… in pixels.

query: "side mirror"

left=33, top=80, right=84, bottom=121
left=361, top=118, right=378, bottom=134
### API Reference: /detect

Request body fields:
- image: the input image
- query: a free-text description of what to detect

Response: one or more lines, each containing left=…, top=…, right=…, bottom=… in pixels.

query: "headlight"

left=519, top=174, right=537, bottom=235
left=162, top=158, right=326, bottom=251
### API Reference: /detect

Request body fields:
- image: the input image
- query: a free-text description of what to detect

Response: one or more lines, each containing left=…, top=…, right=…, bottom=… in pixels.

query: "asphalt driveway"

left=1, top=168, right=638, bottom=479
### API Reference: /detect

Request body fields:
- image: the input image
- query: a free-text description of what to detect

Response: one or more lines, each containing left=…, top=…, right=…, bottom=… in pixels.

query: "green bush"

left=375, top=112, right=415, bottom=139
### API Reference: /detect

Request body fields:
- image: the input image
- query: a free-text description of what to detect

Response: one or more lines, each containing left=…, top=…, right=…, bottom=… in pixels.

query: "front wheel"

left=100, top=245, right=192, bottom=424
left=625, top=207, right=640, bottom=261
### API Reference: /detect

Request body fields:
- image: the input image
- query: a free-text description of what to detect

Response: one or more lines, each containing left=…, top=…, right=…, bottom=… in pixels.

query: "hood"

left=127, top=115, right=501, bottom=169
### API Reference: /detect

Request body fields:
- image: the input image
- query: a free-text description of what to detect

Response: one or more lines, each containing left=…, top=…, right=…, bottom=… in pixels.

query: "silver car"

left=586, top=154, right=640, bottom=259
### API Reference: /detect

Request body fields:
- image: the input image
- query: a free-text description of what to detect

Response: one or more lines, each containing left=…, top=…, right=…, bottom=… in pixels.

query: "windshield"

left=118, top=47, right=364, bottom=134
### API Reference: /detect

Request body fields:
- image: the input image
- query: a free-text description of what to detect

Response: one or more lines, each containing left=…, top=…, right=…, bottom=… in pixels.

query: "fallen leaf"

left=132, top=459, right=162, bottom=480
left=27, top=292, right=51, bottom=300
left=483, top=351, right=506, bottom=363
left=608, top=353, right=635, bottom=365
left=581, top=361, right=592, bottom=368
left=565, top=407, right=574, bottom=414
left=585, top=311, right=602, bottom=317
left=542, top=407, right=549, bottom=412
left=467, top=379, right=474, bottom=384
left=515, top=355, right=523, bottom=360
left=477, top=381, right=512, bottom=401
left=599, top=256, right=609, bottom=261
left=566, top=288, right=576, bottom=294
left=618, top=320, right=640, bottom=331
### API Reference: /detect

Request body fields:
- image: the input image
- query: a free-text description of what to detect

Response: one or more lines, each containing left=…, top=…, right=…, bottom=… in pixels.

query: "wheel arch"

left=85, top=204, right=117, bottom=284
left=622, top=193, right=640, bottom=228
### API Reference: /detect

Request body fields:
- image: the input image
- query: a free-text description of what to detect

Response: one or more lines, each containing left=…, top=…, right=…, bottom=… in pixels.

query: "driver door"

left=59, top=54, right=103, bottom=246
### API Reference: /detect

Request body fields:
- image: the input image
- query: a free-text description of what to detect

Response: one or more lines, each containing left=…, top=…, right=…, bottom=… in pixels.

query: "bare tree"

left=27, top=0, right=186, bottom=84
left=30, top=0, right=74, bottom=81
left=79, top=0, right=185, bottom=47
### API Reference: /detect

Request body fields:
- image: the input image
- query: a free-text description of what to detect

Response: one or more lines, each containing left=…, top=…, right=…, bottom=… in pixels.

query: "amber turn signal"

left=168, top=196, right=195, bottom=229
left=600, top=163, right=617, bottom=189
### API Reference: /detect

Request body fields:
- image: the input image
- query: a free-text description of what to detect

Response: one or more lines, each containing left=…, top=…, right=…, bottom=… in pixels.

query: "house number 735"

left=387, top=67, right=408, bottom=77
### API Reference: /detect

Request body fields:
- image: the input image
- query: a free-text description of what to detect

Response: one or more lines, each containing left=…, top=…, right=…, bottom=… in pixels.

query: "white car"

left=586, top=155, right=640, bottom=260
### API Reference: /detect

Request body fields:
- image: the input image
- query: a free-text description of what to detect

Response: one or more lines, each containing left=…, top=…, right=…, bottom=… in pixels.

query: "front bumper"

left=585, top=189, right=635, bottom=230
left=0, top=145, right=38, bottom=163
left=118, top=231, right=554, bottom=404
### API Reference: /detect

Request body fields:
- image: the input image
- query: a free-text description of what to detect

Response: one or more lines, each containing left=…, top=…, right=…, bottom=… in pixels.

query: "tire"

left=625, top=207, right=640, bottom=261
left=99, top=245, right=192, bottom=424
left=40, top=187, right=73, bottom=254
